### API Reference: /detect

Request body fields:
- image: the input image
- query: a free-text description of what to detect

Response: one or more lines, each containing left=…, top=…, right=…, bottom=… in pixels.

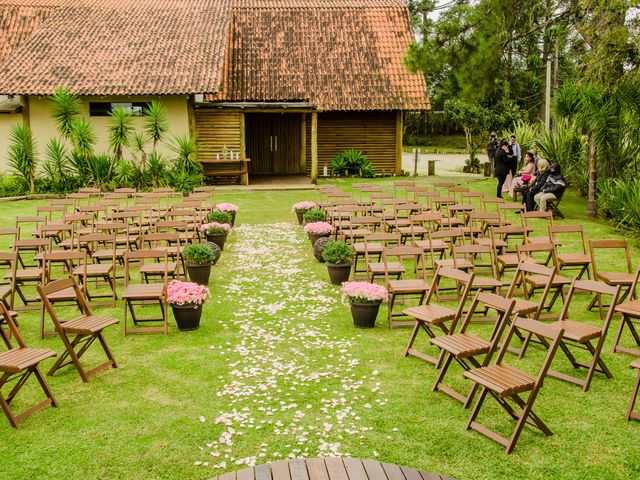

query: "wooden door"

left=246, top=113, right=302, bottom=174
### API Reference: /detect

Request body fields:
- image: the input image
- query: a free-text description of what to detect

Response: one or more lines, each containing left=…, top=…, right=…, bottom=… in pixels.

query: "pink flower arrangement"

left=341, top=281, right=388, bottom=304
left=167, top=280, right=211, bottom=306
left=216, top=202, right=239, bottom=213
left=292, top=201, right=318, bottom=212
left=199, top=222, right=232, bottom=234
left=303, top=221, right=333, bottom=235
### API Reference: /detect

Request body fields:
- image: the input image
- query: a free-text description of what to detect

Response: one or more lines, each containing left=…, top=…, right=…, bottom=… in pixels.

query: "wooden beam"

left=187, top=95, right=196, bottom=138
left=311, top=112, right=318, bottom=184
left=395, top=110, right=403, bottom=175
left=239, top=112, right=246, bottom=159
left=300, top=113, right=307, bottom=174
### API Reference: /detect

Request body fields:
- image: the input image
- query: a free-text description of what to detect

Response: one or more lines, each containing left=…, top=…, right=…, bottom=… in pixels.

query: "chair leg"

left=627, top=370, right=640, bottom=421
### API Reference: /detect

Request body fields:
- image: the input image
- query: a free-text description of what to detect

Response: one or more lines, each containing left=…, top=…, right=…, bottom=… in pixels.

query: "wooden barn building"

left=0, top=0, right=429, bottom=183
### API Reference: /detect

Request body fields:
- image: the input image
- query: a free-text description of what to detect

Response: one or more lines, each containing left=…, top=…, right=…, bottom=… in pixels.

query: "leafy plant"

left=86, top=154, right=113, bottom=188
left=144, top=100, right=169, bottom=153
left=302, top=208, right=326, bottom=223
left=508, top=120, right=540, bottom=155
left=597, top=178, right=640, bottom=234
left=322, top=240, right=354, bottom=264
left=170, top=133, right=200, bottom=173
left=169, top=167, right=202, bottom=194
left=113, top=159, right=136, bottom=188
left=48, top=87, right=81, bottom=140
left=183, top=243, right=216, bottom=265
left=130, top=130, right=149, bottom=166
left=70, top=117, right=96, bottom=171
left=207, top=211, right=233, bottom=224
left=41, top=138, right=73, bottom=192
left=108, top=106, right=133, bottom=162
left=7, top=123, right=37, bottom=193
left=331, top=149, right=374, bottom=177
left=145, top=152, right=168, bottom=188
left=0, top=174, right=27, bottom=197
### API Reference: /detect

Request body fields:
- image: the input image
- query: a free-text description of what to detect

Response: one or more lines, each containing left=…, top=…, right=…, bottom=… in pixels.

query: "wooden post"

left=395, top=111, right=403, bottom=175
left=21, top=95, right=30, bottom=128
left=239, top=112, right=246, bottom=159
left=311, top=112, right=318, bottom=184
left=300, top=113, right=307, bottom=174
left=413, top=148, right=418, bottom=177
left=186, top=95, right=196, bottom=138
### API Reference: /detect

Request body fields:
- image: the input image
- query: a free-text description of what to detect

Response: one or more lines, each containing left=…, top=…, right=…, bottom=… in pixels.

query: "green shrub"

left=8, top=123, right=37, bottom=193
left=207, top=211, right=232, bottom=224
left=322, top=240, right=354, bottom=264
left=597, top=178, right=640, bottom=234
left=183, top=243, right=216, bottom=265
left=0, top=174, right=27, bottom=197
left=303, top=208, right=326, bottom=223
left=331, top=149, right=375, bottom=177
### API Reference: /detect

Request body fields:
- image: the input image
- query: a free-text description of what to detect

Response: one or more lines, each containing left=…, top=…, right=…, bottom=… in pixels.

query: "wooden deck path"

left=208, top=457, right=453, bottom=480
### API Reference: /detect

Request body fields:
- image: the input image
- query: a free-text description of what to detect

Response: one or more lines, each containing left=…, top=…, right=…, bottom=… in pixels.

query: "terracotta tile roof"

left=209, top=3, right=429, bottom=110
left=0, top=0, right=231, bottom=95
left=0, top=0, right=429, bottom=110
left=0, top=2, right=56, bottom=65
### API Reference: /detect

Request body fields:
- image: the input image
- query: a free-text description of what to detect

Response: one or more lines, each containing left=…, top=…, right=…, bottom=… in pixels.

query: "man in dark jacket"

left=494, top=139, right=510, bottom=198
left=521, top=158, right=551, bottom=211
left=535, top=163, right=566, bottom=211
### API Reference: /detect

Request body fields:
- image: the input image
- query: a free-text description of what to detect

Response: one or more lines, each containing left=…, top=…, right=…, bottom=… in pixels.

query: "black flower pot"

left=228, top=211, right=236, bottom=227
left=308, top=232, right=331, bottom=247
left=350, top=301, right=382, bottom=328
left=295, top=211, right=304, bottom=225
left=186, top=263, right=212, bottom=285
left=326, top=262, right=351, bottom=285
left=206, top=232, right=228, bottom=250
left=172, top=304, right=204, bottom=331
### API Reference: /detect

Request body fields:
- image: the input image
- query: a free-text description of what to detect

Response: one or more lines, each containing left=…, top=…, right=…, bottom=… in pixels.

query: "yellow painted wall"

left=0, top=113, right=23, bottom=172
left=4, top=95, right=190, bottom=173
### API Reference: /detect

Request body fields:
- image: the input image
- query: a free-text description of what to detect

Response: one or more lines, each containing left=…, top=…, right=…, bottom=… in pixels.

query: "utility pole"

left=545, top=59, right=552, bottom=130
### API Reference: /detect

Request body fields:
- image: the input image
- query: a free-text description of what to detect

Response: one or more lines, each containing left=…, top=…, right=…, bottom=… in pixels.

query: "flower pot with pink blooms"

left=341, top=281, right=388, bottom=328
left=292, top=201, right=318, bottom=225
left=303, top=221, right=333, bottom=247
left=200, top=216, right=232, bottom=251
left=167, top=280, right=211, bottom=331
left=322, top=240, right=354, bottom=285
left=215, top=203, right=239, bottom=226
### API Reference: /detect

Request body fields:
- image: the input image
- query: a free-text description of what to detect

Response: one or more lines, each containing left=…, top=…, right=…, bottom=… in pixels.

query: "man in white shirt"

left=509, top=135, right=521, bottom=163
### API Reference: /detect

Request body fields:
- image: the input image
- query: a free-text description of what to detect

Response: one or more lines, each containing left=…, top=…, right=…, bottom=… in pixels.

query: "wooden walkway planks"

left=209, top=458, right=450, bottom=480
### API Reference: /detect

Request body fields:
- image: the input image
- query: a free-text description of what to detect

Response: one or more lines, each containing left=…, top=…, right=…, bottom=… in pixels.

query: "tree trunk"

left=587, top=135, right=597, bottom=217
left=463, top=126, right=472, bottom=153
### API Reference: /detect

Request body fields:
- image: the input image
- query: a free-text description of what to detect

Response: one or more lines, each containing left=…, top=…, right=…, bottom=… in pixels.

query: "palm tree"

left=48, top=87, right=81, bottom=140
left=130, top=130, right=149, bottom=167
left=69, top=117, right=97, bottom=178
left=108, top=106, right=133, bottom=162
left=7, top=123, right=37, bottom=193
left=169, top=133, right=199, bottom=173
left=42, top=138, right=72, bottom=190
left=143, top=100, right=169, bottom=153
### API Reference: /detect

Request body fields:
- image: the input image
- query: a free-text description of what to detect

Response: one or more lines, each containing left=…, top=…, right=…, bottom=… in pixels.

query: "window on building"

left=89, top=102, right=149, bottom=117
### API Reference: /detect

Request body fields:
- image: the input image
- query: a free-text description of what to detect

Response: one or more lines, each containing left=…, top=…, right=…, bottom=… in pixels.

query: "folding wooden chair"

left=122, top=249, right=169, bottom=335
left=547, top=279, right=621, bottom=391
left=547, top=225, right=592, bottom=280
left=75, top=232, right=117, bottom=307
left=7, top=238, right=49, bottom=311
left=352, top=231, right=396, bottom=278
left=141, top=232, right=181, bottom=279
left=521, top=210, right=554, bottom=244
left=38, top=277, right=118, bottom=382
left=612, top=264, right=640, bottom=356
left=382, top=246, right=429, bottom=328
left=364, top=233, right=403, bottom=282
left=627, top=358, right=640, bottom=421
left=432, top=292, right=515, bottom=407
left=451, top=244, right=503, bottom=295
left=464, top=316, right=564, bottom=454
left=403, top=266, right=474, bottom=365
left=516, top=242, right=569, bottom=312
left=589, top=239, right=635, bottom=312
left=0, top=302, right=57, bottom=428
left=0, top=228, right=18, bottom=285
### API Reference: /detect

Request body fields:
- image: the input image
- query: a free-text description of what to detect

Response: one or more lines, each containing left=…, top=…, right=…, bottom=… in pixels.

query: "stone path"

left=195, top=223, right=386, bottom=471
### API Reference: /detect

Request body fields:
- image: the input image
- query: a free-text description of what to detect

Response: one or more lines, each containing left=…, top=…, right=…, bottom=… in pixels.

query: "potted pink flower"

left=215, top=203, right=239, bottom=226
left=341, top=281, right=389, bottom=328
left=199, top=222, right=232, bottom=250
left=292, top=201, right=318, bottom=225
left=303, top=221, right=333, bottom=247
left=167, top=280, right=211, bottom=331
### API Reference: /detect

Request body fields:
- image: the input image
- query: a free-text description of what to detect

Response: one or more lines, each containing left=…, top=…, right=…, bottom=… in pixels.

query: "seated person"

left=509, top=152, right=536, bottom=198
left=521, top=159, right=550, bottom=212
left=534, top=163, right=566, bottom=211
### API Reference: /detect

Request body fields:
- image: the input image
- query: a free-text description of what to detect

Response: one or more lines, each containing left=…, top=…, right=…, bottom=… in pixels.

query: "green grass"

left=404, top=134, right=467, bottom=154
left=1, top=180, right=640, bottom=480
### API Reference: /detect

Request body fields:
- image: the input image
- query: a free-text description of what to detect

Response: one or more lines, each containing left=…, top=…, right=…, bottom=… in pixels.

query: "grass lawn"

left=1, top=178, right=640, bottom=480
left=403, top=134, right=467, bottom=154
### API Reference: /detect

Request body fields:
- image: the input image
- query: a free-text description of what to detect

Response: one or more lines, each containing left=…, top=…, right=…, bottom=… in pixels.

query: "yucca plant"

left=113, top=159, right=136, bottom=188
left=7, top=123, right=37, bottom=193
left=597, top=178, right=640, bottom=234
left=108, top=106, right=133, bottom=163
left=509, top=120, right=540, bottom=155
left=41, top=138, right=73, bottom=192
left=170, top=133, right=200, bottom=174
left=130, top=130, right=149, bottom=167
left=48, top=87, right=81, bottom=140
left=144, top=100, right=169, bottom=153
left=146, top=152, right=168, bottom=187
left=70, top=117, right=96, bottom=161
left=169, top=167, right=203, bottom=194
left=86, top=154, right=113, bottom=188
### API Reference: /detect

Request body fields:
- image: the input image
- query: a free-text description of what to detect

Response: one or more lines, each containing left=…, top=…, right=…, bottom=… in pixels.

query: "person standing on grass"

left=503, top=134, right=521, bottom=195
left=486, top=132, right=498, bottom=174
left=535, top=163, right=566, bottom=211
left=494, top=140, right=510, bottom=198
left=522, top=158, right=550, bottom=211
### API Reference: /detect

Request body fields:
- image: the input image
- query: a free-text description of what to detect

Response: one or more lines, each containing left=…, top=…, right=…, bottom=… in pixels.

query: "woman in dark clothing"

left=494, top=140, right=510, bottom=198
left=522, top=158, right=550, bottom=211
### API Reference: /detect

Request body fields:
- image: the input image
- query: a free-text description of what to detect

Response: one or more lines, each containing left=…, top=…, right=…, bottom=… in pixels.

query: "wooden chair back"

left=589, top=239, right=633, bottom=278
left=124, top=249, right=169, bottom=288
left=382, top=245, right=427, bottom=284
